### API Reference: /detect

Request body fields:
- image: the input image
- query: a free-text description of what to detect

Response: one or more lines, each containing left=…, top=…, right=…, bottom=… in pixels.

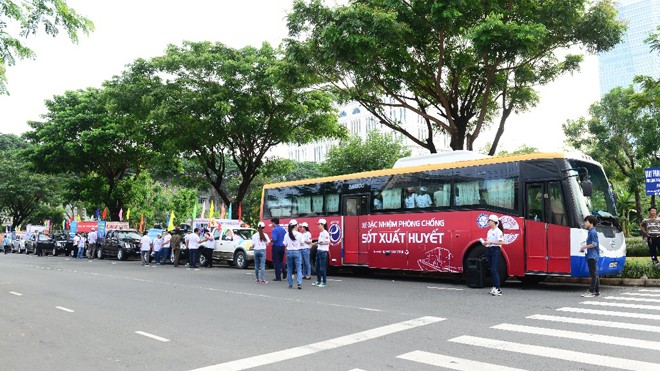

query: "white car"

left=202, top=228, right=256, bottom=269
left=12, top=235, right=26, bottom=253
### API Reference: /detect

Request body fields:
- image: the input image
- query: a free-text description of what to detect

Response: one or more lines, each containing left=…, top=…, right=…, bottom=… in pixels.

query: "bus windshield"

left=568, top=160, right=617, bottom=218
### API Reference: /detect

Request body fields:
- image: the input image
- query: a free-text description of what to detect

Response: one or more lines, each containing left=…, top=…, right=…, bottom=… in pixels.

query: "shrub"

left=613, top=260, right=660, bottom=279
left=626, top=237, right=649, bottom=257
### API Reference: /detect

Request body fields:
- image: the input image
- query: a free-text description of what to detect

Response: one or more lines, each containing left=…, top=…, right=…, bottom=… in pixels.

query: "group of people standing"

left=72, top=228, right=98, bottom=259
left=256, top=217, right=330, bottom=289
left=139, top=229, right=173, bottom=266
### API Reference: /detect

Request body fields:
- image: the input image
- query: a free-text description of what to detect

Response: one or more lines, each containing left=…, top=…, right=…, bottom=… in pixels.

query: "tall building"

left=598, top=0, right=660, bottom=95
left=277, top=100, right=451, bottom=163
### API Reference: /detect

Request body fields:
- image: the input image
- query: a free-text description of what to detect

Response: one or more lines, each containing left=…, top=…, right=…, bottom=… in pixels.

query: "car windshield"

left=233, top=229, right=255, bottom=240
left=38, top=235, right=52, bottom=241
left=568, top=159, right=617, bottom=218
left=118, top=231, right=141, bottom=240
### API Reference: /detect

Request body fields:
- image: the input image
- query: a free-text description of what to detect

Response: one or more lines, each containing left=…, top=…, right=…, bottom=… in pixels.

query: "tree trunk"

left=450, top=122, right=467, bottom=150
left=488, top=107, right=513, bottom=156
left=634, top=188, right=643, bottom=225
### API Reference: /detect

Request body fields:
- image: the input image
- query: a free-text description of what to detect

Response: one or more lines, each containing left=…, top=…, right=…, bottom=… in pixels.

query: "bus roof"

left=264, top=152, right=568, bottom=189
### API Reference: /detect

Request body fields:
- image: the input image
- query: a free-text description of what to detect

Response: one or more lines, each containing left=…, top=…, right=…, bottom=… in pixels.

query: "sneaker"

left=489, top=287, right=497, bottom=295
left=318, top=283, right=327, bottom=288
left=654, top=261, right=660, bottom=267
left=298, top=285, right=302, bottom=290
left=581, top=291, right=596, bottom=298
left=312, top=281, right=320, bottom=286
left=594, top=292, right=600, bottom=296
left=256, top=280, right=260, bottom=284
left=493, top=289, right=502, bottom=296
left=289, top=285, right=293, bottom=289
left=261, top=280, right=268, bottom=284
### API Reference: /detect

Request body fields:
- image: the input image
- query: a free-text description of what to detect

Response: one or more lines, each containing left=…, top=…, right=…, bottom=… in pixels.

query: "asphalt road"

left=1, top=253, right=659, bottom=371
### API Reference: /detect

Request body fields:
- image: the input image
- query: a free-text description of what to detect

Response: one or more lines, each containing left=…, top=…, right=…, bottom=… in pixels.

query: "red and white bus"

left=260, top=152, right=625, bottom=282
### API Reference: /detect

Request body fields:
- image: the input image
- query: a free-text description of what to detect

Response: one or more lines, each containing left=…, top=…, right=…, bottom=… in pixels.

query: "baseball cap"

left=289, top=219, right=298, bottom=226
left=301, top=222, right=309, bottom=227
left=258, top=221, right=266, bottom=228
left=488, top=215, right=499, bottom=223
left=318, top=218, right=327, bottom=224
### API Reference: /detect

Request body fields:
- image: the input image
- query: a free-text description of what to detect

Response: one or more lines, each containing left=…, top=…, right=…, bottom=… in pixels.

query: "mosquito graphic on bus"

left=260, top=151, right=625, bottom=285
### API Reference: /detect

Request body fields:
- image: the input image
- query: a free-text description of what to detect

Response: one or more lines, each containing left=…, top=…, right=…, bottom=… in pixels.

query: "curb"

left=546, top=277, right=660, bottom=287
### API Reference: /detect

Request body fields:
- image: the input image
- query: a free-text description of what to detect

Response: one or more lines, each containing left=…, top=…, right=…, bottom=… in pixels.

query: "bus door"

left=342, top=194, right=369, bottom=265
left=524, top=181, right=571, bottom=274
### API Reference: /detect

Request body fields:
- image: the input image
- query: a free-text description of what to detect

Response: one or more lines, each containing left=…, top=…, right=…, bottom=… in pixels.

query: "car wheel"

left=69, top=249, right=75, bottom=257
left=117, top=248, right=126, bottom=261
left=52, top=247, right=58, bottom=256
left=234, top=251, right=248, bottom=269
left=96, top=248, right=104, bottom=260
left=199, top=253, right=207, bottom=267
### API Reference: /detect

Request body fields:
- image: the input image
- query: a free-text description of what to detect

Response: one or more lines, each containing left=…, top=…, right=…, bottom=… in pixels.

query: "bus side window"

left=526, top=184, right=545, bottom=221
left=549, top=182, right=567, bottom=226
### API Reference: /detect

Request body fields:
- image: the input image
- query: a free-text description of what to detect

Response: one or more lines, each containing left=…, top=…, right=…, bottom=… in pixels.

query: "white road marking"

left=190, top=316, right=445, bottom=371
left=9, top=291, right=23, bottom=296
left=604, top=296, right=660, bottom=303
left=346, top=369, right=366, bottom=371
left=427, top=286, right=464, bottom=291
left=0, top=282, right=10, bottom=285
left=582, top=301, right=660, bottom=311
left=557, top=307, right=660, bottom=320
left=397, top=350, right=526, bottom=371
left=135, top=331, right=170, bottom=342
left=358, top=307, right=382, bottom=312
left=327, top=279, right=342, bottom=282
left=55, top=306, right=75, bottom=313
left=639, top=289, right=660, bottom=293
left=448, top=336, right=660, bottom=371
left=623, top=292, right=660, bottom=297
left=529, top=314, right=660, bottom=333
left=493, top=323, right=660, bottom=350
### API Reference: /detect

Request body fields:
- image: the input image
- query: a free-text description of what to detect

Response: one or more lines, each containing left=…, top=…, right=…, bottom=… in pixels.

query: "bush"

left=615, top=260, right=660, bottom=279
left=626, top=237, right=649, bottom=257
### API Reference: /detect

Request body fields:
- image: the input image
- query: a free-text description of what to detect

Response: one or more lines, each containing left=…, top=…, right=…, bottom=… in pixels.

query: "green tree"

left=563, top=86, right=658, bottom=223
left=498, top=144, right=539, bottom=156
left=0, top=0, right=93, bottom=93
left=286, top=0, right=625, bottom=153
left=150, top=41, right=345, bottom=217
left=322, top=130, right=411, bottom=176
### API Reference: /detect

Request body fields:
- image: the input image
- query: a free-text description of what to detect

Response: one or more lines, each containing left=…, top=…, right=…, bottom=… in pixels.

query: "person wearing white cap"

left=284, top=219, right=304, bottom=289
left=313, top=219, right=330, bottom=287
left=480, top=214, right=505, bottom=296
left=87, top=227, right=98, bottom=259
left=299, top=222, right=313, bottom=280
left=252, top=221, right=270, bottom=283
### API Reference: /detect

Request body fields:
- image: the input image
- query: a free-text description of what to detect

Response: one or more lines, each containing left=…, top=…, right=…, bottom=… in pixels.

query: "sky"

left=0, top=0, right=600, bottom=153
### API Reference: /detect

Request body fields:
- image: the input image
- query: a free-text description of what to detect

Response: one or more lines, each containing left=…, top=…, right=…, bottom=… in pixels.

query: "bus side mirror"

left=582, top=179, right=593, bottom=197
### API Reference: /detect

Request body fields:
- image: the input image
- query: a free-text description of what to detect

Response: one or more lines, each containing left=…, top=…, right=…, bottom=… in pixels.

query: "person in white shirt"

left=87, top=228, right=98, bottom=259
left=140, top=231, right=152, bottom=266
left=416, top=187, right=432, bottom=208
left=480, top=215, right=505, bottom=296
left=185, top=228, right=201, bottom=268
left=153, top=234, right=163, bottom=265
left=313, top=219, right=331, bottom=287
left=73, top=233, right=82, bottom=259
left=161, top=231, right=171, bottom=265
left=404, top=189, right=417, bottom=208
left=199, top=228, right=215, bottom=268
left=284, top=219, right=304, bottom=289
left=300, top=222, right=313, bottom=280
left=251, top=221, right=270, bottom=283
left=77, top=233, right=87, bottom=260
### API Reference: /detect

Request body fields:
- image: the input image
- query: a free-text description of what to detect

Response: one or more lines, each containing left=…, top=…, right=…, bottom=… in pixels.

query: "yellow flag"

left=77, top=214, right=81, bottom=222
left=209, top=201, right=215, bottom=220
left=126, top=208, right=131, bottom=221
left=167, top=210, right=175, bottom=231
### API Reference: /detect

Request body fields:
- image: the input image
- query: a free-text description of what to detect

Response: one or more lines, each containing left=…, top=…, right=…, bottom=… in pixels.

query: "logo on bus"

left=329, top=223, right=341, bottom=243
left=476, top=213, right=489, bottom=229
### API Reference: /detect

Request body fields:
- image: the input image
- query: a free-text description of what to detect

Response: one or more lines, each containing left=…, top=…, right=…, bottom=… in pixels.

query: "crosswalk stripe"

left=605, top=296, right=660, bottom=303
left=397, top=351, right=527, bottom=371
left=494, top=323, right=660, bottom=350
left=639, top=289, right=660, bottom=293
left=448, top=336, right=660, bottom=371
left=528, top=314, right=660, bottom=333
left=557, top=307, right=660, bottom=320
left=623, top=293, right=660, bottom=297
left=582, top=301, right=660, bottom=311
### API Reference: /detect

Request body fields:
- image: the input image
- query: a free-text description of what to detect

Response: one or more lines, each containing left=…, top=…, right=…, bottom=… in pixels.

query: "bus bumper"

left=570, top=255, right=626, bottom=277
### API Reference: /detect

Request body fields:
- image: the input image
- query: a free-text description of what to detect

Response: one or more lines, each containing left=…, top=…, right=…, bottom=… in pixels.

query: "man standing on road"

left=641, top=206, right=660, bottom=266
left=271, top=218, right=286, bottom=281
left=171, top=227, right=182, bottom=267
left=87, top=228, right=98, bottom=260
left=73, top=233, right=81, bottom=259
left=2, top=233, right=10, bottom=254
left=199, top=228, right=214, bottom=268
left=161, top=230, right=171, bottom=265
left=186, top=227, right=201, bottom=268
left=140, top=231, right=152, bottom=266
left=77, top=233, right=86, bottom=259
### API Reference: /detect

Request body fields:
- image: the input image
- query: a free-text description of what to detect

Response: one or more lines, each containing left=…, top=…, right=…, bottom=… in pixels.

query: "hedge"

left=626, top=237, right=649, bottom=257
left=613, top=260, right=660, bottom=279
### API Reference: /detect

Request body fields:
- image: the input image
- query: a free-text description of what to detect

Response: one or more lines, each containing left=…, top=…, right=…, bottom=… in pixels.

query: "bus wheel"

left=465, top=245, right=508, bottom=284
left=520, top=275, right=546, bottom=285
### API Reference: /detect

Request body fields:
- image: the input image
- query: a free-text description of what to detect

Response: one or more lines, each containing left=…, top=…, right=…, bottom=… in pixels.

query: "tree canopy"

left=0, top=0, right=93, bottom=94
left=286, top=0, right=625, bottom=153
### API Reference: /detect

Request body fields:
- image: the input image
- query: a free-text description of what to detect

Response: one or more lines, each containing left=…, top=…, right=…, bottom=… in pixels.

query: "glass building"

left=599, top=0, right=660, bottom=95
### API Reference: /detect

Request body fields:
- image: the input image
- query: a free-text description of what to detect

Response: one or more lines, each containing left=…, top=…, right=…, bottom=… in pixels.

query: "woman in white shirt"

left=314, top=219, right=331, bottom=287
left=283, top=219, right=304, bottom=289
left=153, top=234, right=163, bottom=265
left=300, top=222, right=313, bottom=280
left=251, top=221, right=270, bottom=284
left=481, top=215, right=505, bottom=296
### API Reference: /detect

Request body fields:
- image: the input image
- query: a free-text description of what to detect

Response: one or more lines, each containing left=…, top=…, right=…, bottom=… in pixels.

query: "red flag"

left=238, top=203, right=242, bottom=221
left=102, top=207, right=108, bottom=220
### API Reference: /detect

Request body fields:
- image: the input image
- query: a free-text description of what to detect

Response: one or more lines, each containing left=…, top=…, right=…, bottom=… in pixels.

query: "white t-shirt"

left=302, top=231, right=312, bottom=249
left=186, top=233, right=200, bottom=250
left=154, top=237, right=163, bottom=251
left=416, top=194, right=432, bottom=208
left=163, top=234, right=171, bottom=248
left=486, top=228, right=504, bottom=248
left=88, top=231, right=98, bottom=244
left=78, top=236, right=86, bottom=248
left=251, top=232, right=270, bottom=251
left=201, top=232, right=214, bottom=248
left=317, top=230, right=330, bottom=252
left=283, top=231, right=304, bottom=251
left=73, top=236, right=80, bottom=246
left=140, top=235, right=152, bottom=251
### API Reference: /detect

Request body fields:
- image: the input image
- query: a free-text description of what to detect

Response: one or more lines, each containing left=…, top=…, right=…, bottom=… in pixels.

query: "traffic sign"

left=645, top=167, right=660, bottom=196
